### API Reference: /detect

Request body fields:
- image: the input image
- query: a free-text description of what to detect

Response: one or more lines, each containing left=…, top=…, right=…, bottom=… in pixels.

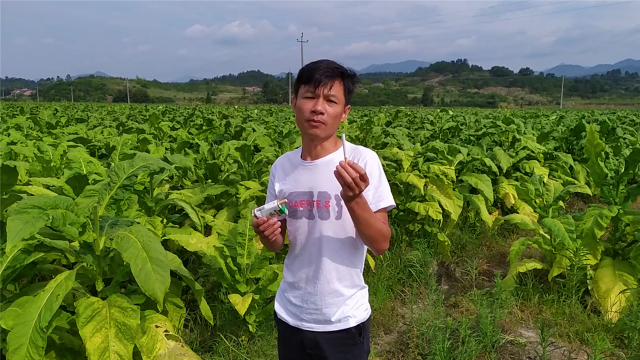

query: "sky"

left=2, top=0, right=639, bottom=82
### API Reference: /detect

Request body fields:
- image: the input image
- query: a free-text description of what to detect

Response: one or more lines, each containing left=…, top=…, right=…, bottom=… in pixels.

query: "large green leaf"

left=591, top=257, right=638, bottom=322
left=466, top=194, right=494, bottom=227
left=496, top=176, right=518, bottom=208
left=111, top=225, right=171, bottom=311
left=577, top=204, right=619, bottom=265
left=584, top=124, right=609, bottom=189
left=76, top=152, right=174, bottom=217
left=541, top=215, right=576, bottom=249
left=621, top=146, right=640, bottom=181
left=460, top=173, right=494, bottom=203
left=5, top=195, right=82, bottom=248
left=426, top=178, right=462, bottom=221
left=396, top=171, right=425, bottom=194
left=406, top=201, right=442, bottom=222
left=503, top=259, right=548, bottom=287
left=165, top=252, right=214, bottom=325
left=1, top=163, right=19, bottom=191
left=136, top=311, right=202, bottom=360
left=0, top=241, right=43, bottom=288
left=5, top=268, right=78, bottom=360
left=492, top=147, right=513, bottom=174
left=75, top=294, right=140, bottom=360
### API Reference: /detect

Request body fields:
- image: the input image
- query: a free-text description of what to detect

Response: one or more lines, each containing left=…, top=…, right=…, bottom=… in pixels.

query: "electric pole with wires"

left=297, top=32, right=308, bottom=69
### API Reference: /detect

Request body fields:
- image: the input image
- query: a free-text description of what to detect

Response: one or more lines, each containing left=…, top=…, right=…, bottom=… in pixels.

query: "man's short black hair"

left=293, top=59, right=359, bottom=106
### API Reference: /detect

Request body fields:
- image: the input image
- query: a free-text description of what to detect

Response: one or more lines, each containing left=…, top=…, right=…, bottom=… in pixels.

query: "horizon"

left=2, top=1, right=639, bottom=82
left=4, top=56, right=640, bottom=83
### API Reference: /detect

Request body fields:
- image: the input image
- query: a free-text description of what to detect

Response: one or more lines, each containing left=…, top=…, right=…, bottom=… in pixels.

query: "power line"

left=297, top=32, right=309, bottom=68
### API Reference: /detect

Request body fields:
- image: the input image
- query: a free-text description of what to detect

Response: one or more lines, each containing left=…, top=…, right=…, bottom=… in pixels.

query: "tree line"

left=2, top=58, right=638, bottom=107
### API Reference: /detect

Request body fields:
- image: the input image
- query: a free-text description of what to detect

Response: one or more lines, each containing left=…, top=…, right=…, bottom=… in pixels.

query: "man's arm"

left=253, top=217, right=287, bottom=252
left=335, top=160, right=393, bottom=256
left=344, top=196, right=391, bottom=255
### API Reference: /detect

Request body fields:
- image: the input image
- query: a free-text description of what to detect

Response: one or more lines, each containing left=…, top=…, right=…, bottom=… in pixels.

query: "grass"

left=179, top=208, right=639, bottom=360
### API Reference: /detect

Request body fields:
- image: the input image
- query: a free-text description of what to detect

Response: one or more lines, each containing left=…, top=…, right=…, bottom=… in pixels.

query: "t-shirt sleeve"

left=362, top=151, right=396, bottom=213
left=266, top=162, right=278, bottom=205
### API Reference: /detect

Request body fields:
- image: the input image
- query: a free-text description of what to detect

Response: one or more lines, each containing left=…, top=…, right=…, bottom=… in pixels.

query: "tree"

left=489, top=66, right=514, bottom=77
left=205, top=91, right=212, bottom=104
left=65, top=74, right=72, bottom=81
left=421, top=85, right=434, bottom=107
left=518, top=67, right=535, bottom=76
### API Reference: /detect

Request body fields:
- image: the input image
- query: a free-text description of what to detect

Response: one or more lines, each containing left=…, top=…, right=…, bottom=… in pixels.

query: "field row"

left=0, top=103, right=638, bottom=359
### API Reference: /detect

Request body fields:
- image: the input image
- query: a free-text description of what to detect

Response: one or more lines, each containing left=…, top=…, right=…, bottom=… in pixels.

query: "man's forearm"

left=344, top=195, right=391, bottom=256
left=259, top=220, right=287, bottom=252
left=260, top=235, right=285, bottom=252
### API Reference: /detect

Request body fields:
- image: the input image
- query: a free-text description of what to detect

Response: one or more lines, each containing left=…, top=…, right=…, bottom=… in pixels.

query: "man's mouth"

left=308, top=118, right=324, bottom=125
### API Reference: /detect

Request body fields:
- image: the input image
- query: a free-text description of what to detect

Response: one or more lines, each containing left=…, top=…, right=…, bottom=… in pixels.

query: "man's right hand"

left=252, top=217, right=285, bottom=251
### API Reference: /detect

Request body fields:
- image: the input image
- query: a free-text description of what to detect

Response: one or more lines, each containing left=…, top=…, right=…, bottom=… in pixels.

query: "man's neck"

left=300, top=134, right=341, bottom=161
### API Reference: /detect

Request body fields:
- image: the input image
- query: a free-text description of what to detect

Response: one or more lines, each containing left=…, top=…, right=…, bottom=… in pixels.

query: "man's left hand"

left=335, top=160, right=369, bottom=203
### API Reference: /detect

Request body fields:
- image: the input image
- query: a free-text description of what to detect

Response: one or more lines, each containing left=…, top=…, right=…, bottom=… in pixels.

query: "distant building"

left=243, top=86, right=261, bottom=92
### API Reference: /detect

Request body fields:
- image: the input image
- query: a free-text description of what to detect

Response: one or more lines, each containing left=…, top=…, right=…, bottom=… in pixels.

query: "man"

left=252, top=59, right=396, bottom=360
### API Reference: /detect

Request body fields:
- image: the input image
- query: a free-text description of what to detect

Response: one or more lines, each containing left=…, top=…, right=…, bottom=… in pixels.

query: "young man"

left=252, top=59, right=396, bottom=360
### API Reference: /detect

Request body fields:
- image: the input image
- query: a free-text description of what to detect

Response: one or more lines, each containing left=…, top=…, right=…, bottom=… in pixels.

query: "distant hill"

left=544, top=59, right=640, bottom=77
left=72, top=71, right=110, bottom=80
left=170, top=75, right=203, bottom=83
left=270, top=60, right=431, bottom=78
left=358, top=60, right=432, bottom=74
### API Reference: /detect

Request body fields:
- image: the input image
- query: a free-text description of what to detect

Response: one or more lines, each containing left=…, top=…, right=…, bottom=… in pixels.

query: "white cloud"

left=185, top=24, right=210, bottom=38
left=121, top=37, right=133, bottom=43
left=453, top=35, right=476, bottom=47
left=137, top=44, right=151, bottom=52
left=177, top=49, right=188, bottom=56
left=42, top=38, right=55, bottom=43
left=286, top=24, right=332, bottom=38
left=184, top=20, right=275, bottom=42
left=14, top=37, right=28, bottom=45
left=337, top=39, right=414, bottom=57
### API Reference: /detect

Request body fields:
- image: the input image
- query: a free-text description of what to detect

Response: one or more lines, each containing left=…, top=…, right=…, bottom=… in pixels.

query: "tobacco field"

left=0, top=102, right=639, bottom=359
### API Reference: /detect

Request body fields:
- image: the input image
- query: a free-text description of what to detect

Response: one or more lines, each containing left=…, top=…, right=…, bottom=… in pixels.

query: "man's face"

left=292, top=80, right=351, bottom=140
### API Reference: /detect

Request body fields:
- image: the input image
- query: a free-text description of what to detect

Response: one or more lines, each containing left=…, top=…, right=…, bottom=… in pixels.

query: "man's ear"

left=291, top=96, right=297, bottom=111
left=340, top=104, right=351, bottom=123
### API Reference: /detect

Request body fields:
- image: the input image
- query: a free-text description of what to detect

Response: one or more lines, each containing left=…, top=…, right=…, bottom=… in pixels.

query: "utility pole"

left=297, top=32, right=308, bottom=69
left=560, top=73, right=564, bottom=109
left=71, top=86, right=74, bottom=103
left=126, top=79, right=130, bottom=104
left=37, top=86, right=39, bottom=102
left=288, top=68, right=291, bottom=105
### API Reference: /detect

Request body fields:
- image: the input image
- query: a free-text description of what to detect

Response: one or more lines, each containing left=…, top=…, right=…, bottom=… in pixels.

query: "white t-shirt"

left=265, top=140, right=396, bottom=331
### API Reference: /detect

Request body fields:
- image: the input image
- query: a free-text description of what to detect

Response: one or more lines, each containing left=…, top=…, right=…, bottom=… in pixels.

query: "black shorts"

left=274, top=311, right=371, bottom=360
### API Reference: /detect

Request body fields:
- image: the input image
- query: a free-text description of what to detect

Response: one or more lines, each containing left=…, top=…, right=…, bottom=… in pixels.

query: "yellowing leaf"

left=228, top=293, right=253, bottom=317
left=496, top=177, right=518, bottom=208
left=75, top=294, right=140, bottom=360
left=503, top=259, right=548, bottom=288
left=136, top=311, right=202, bottom=360
left=406, top=201, right=442, bottom=222
left=591, top=258, right=638, bottom=322
left=396, top=172, right=425, bottom=195
left=366, top=253, right=376, bottom=272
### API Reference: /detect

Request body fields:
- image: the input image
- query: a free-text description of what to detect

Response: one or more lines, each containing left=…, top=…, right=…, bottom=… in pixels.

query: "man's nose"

left=311, top=99, right=325, bottom=114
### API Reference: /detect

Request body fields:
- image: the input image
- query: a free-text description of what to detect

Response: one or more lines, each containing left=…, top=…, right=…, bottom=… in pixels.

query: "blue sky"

left=2, top=0, right=639, bottom=82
